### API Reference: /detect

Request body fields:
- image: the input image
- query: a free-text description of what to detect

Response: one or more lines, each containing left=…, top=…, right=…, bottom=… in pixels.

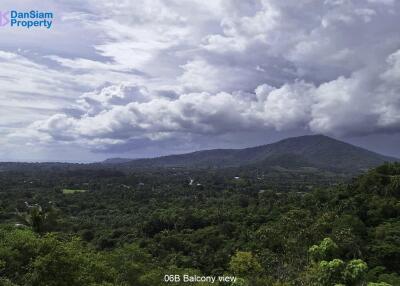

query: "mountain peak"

left=103, top=134, right=397, bottom=172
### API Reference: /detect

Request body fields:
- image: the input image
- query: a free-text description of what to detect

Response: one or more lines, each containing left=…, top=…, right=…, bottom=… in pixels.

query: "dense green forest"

left=0, top=163, right=399, bottom=285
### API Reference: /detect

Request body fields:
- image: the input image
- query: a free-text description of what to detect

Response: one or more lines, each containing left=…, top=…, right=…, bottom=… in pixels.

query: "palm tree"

left=15, top=202, right=59, bottom=234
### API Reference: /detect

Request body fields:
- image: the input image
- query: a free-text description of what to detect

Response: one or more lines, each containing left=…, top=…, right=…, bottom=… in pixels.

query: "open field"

left=62, top=189, right=88, bottom=194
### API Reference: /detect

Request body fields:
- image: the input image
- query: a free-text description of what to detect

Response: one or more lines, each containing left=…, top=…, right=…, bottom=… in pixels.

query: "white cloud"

left=2, top=0, right=400, bottom=159
left=28, top=45, right=400, bottom=151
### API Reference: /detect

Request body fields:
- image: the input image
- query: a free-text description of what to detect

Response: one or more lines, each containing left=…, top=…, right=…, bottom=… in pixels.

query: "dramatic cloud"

left=1, top=0, right=400, bottom=160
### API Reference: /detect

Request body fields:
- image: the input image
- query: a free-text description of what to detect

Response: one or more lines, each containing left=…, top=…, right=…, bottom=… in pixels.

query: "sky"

left=0, top=0, right=400, bottom=162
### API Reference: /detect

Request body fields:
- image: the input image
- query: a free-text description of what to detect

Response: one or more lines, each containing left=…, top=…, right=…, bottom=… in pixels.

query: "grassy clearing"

left=62, top=189, right=87, bottom=194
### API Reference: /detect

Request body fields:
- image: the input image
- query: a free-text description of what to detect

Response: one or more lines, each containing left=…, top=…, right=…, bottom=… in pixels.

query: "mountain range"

left=102, top=135, right=397, bottom=172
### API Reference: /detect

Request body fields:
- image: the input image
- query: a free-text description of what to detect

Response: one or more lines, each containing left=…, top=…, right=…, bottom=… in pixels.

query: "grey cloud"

left=30, top=44, right=400, bottom=150
left=3, top=0, right=400, bottom=159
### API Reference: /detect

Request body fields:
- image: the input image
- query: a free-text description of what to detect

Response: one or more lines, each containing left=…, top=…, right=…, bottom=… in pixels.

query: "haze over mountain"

left=103, top=135, right=397, bottom=172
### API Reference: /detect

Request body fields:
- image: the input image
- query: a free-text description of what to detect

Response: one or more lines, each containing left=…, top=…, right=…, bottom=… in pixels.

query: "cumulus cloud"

left=28, top=53, right=400, bottom=151
left=2, top=0, right=400, bottom=159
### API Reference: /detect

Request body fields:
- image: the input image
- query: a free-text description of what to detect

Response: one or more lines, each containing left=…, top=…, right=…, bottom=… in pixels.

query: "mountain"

left=103, top=135, right=397, bottom=172
left=102, top=158, right=136, bottom=164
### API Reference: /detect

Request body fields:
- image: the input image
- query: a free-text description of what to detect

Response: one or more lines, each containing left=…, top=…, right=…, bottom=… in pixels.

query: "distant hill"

left=103, top=135, right=397, bottom=172
left=0, top=135, right=396, bottom=174
left=102, top=158, right=136, bottom=164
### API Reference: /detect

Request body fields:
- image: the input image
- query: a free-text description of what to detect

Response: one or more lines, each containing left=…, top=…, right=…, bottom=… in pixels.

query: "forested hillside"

left=102, top=135, right=397, bottom=172
left=0, top=163, right=399, bottom=285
